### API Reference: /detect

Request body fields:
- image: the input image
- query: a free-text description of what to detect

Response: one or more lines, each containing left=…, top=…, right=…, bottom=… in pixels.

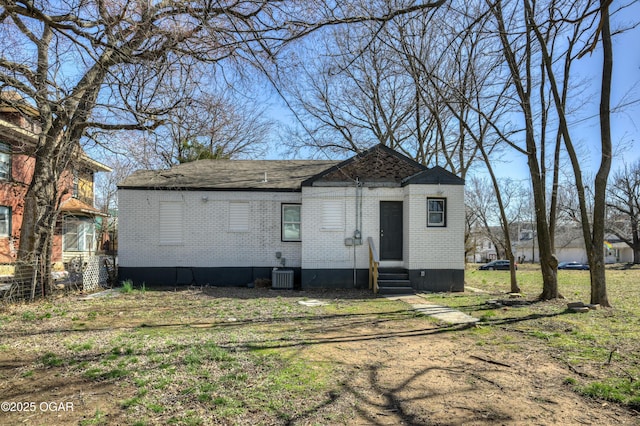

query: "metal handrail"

left=368, top=237, right=379, bottom=294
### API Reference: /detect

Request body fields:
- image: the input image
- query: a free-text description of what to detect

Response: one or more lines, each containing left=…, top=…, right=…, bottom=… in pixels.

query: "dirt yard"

left=0, top=287, right=638, bottom=425
left=300, top=310, right=638, bottom=425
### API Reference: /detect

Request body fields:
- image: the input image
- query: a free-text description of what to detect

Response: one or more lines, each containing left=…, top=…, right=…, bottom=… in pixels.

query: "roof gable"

left=302, top=144, right=427, bottom=186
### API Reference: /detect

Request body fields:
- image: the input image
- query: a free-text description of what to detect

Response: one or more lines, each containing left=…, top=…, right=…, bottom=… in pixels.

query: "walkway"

left=384, top=294, right=479, bottom=325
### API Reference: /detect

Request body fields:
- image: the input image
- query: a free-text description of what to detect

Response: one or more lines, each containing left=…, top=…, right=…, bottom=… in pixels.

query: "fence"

left=0, top=255, right=117, bottom=305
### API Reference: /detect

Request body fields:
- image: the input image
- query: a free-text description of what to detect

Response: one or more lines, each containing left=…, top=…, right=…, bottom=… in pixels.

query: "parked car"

left=478, top=260, right=517, bottom=271
left=558, top=261, right=589, bottom=270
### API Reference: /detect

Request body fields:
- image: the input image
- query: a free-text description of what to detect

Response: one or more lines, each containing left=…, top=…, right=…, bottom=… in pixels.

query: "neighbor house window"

left=0, top=206, right=11, bottom=237
left=63, top=216, right=95, bottom=252
left=0, top=142, right=11, bottom=180
left=427, top=198, right=446, bottom=227
left=159, top=201, right=183, bottom=245
left=72, top=170, right=79, bottom=198
left=282, top=204, right=301, bottom=241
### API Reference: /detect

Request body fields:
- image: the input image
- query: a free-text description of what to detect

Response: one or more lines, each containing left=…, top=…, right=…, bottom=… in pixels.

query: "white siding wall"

left=405, top=184, right=465, bottom=271
left=301, top=186, right=357, bottom=270
left=301, top=183, right=465, bottom=271
left=118, top=189, right=302, bottom=268
left=120, top=183, right=465, bottom=272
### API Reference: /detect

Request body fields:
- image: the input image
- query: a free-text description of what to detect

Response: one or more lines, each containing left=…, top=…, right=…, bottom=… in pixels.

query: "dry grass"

left=0, top=287, right=412, bottom=425
left=1, top=266, right=639, bottom=425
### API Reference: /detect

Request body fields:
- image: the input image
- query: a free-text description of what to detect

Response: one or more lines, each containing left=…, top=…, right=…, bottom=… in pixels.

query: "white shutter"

left=159, top=201, right=183, bottom=244
left=229, top=202, right=250, bottom=232
left=322, top=200, right=344, bottom=230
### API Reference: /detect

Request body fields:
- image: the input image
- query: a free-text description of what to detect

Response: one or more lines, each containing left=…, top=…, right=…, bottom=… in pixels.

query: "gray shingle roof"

left=118, top=159, right=340, bottom=191
left=118, top=145, right=464, bottom=191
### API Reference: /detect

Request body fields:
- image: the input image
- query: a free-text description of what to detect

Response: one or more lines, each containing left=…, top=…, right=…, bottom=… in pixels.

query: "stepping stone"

left=384, top=296, right=479, bottom=324
left=298, top=299, right=329, bottom=307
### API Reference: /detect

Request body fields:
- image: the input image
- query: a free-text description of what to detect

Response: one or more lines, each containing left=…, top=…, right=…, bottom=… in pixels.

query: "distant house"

left=469, top=223, right=633, bottom=265
left=467, top=234, right=498, bottom=263
left=118, top=144, right=466, bottom=292
left=0, top=93, right=111, bottom=266
left=515, top=229, right=632, bottom=264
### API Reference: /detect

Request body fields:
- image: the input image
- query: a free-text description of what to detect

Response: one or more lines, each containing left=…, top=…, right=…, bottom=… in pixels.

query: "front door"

left=380, top=201, right=403, bottom=260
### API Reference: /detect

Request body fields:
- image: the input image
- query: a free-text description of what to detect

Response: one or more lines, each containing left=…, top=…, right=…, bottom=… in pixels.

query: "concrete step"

left=376, top=268, right=413, bottom=294
left=378, top=279, right=413, bottom=295
left=379, top=272, right=409, bottom=281
left=378, top=268, right=410, bottom=281
left=378, top=279, right=411, bottom=287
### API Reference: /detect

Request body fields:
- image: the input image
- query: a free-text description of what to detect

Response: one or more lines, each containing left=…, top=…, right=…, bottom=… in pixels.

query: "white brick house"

left=117, top=144, right=465, bottom=292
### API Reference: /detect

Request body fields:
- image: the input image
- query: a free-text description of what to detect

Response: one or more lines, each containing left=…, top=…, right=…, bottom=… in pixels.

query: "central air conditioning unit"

left=272, top=269, right=294, bottom=289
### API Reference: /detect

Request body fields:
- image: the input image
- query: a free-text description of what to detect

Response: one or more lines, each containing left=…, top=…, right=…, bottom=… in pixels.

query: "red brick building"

left=0, top=95, right=111, bottom=266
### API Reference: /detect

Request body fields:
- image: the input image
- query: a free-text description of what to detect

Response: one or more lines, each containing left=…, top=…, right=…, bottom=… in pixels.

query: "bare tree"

left=467, top=174, right=526, bottom=292
left=0, top=0, right=447, bottom=289
left=154, top=86, right=274, bottom=165
left=525, top=0, right=638, bottom=306
left=278, top=22, right=419, bottom=156
left=487, top=0, right=562, bottom=299
left=278, top=2, right=489, bottom=176
left=607, top=161, right=640, bottom=264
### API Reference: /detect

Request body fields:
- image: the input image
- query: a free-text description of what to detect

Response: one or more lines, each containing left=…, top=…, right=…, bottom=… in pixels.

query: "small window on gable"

left=0, top=206, right=11, bottom=237
left=282, top=204, right=301, bottom=241
left=322, top=200, right=344, bottom=230
left=427, top=198, right=446, bottom=227
left=229, top=202, right=250, bottom=232
left=159, top=201, right=183, bottom=245
left=0, top=143, right=11, bottom=180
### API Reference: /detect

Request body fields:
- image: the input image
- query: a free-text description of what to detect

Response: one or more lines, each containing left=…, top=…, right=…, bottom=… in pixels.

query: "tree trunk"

left=16, top=155, right=60, bottom=295
left=531, top=166, right=559, bottom=299
left=16, top=124, right=77, bottom=295
left=590, top=0, right=613, bottom=307
left=633, top=223, right=640, bottom=264
left=507, top=251, right=520, bottom=294
left=491, top=0, right=558, bottom=299
left=527, top=110, right=559, bottom=298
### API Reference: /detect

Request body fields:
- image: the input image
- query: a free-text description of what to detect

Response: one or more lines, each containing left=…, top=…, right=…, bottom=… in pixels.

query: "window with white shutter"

left=229, top=202, right=250, bottom=232
left=159, top=201, right=183, bottom=245
left=322, top=200, right=344, bottom=230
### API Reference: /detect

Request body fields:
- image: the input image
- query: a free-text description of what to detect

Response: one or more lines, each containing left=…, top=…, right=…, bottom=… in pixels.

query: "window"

left=0, top=143, right=11, bottom=180
left=282, top=204, right=301, bottom=241
left=427, top=198, right=446, bottom=227
left=159, top=201, right=183, bottom=245
left=72, top=170, right=79, bottom=198
left=63, top=217, right=95, bottom=252
left=229, top=202, right=250, bottom=232
left=0, top=206, right=10, bottom=237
